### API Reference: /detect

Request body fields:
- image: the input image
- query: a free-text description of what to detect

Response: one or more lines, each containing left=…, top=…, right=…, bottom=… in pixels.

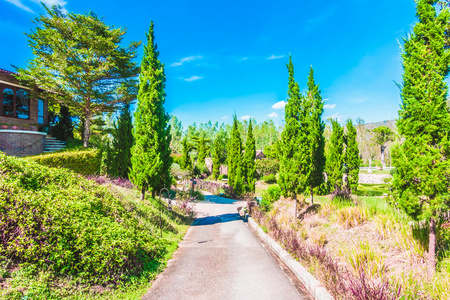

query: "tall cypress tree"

left=130, top=22, right=172, bottom=200
left=393, top=0, right=450, bottom=275
left=212, top=137, right=221, bottom=179
left=279, top=56, right=308, bottom=206
left=180, top=137, right=192, bottom=171
left=244, top=120, right=256, bottom=193
left=227, top=114, right=244, bottom=196
left=304, top=67, right=325, bottom=204
left=111, top=103, right=133, bottom=179
left=344, top=119, right=360, bottom=193
left=327, top=119, right=344, bottom=191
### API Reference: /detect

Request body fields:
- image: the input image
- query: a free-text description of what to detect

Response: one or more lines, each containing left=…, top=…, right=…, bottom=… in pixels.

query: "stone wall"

left=0, top=130, right=46, bottom=157
left=358, top=173, right=392, bottom=184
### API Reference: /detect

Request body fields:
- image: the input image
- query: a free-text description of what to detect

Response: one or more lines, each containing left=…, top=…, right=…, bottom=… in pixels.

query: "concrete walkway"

left=143, top=194, right=305, bottom=300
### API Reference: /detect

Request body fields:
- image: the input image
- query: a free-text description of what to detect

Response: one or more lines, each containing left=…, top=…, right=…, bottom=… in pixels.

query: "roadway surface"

left=143, top=194, right=309, bottom=300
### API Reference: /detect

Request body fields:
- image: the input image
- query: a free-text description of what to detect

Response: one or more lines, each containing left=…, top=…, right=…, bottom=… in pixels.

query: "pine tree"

left=278, top=56, right=307, bottom=202
left=304, top=67, right=326, bottom=204
left=111, top=103, right=133, bottom=179
left=244, top=120, right=256, bottom=193
left=393, top=0, right=450, bottom=275
left=130, top=22, right=172, bottom=200
left=344, top=119, right=360, bottom=193
left=327, top=119, right=344, bottom=191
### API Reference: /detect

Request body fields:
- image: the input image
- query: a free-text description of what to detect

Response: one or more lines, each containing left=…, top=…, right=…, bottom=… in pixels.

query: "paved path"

left=143, top=194, right=305, bottom=300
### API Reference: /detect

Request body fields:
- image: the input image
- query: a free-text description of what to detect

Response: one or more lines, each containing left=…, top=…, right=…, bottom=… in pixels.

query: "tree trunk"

left=140, top=186, right=146, bottom=201
left=293, top=195, right=297, bottom=219
left=83, top=115, right=91, bottom=148
left=310, top=185, right=314, bottom=205
left=380, top=144, right=386, bottom=169
left=428, top=217, right=436, bottom=277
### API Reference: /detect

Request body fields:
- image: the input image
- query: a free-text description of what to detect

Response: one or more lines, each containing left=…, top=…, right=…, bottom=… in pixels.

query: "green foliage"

left=304, top=66, right=326, bottom=202
left=263, top=141, right=281, bottom=160
left=105, top=103, right=134, bottom=179
left=52, top=105, right=73, bottom=142
left=345, top=119, right=360, bottom=192
left=212, top=138, right=221, bottom=179
left=327, top=119, right=344, bottom=191
left=263, top=174, right=277, bottom=184
left=389, top=168, right=397, bottom=176
left=28, top=149, right=101, bottom=175
left=130, top=22, right=172, bottom=198
left=180, top=137, right=193, bottom=171
left=278, top=56, right=308, bottom=199
left=371, top=126, right=394, bottom=147
left=255, top=158, right=280, bottom=177
left=169, top=116, right=183, bottom=154
left=0, top=153, right=171, bottom=285
left=261, top=185, right=282, bottom=211
left=227, top=114, right=245, bottom=196
left=393, top=0, right=450, bottom=222
left=244, top=120, right=257, bottom=193
left=18, top=5, right=139, bottom=147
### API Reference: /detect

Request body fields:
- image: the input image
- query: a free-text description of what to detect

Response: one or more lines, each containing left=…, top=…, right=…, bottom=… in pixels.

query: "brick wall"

left=0, top=130, right=46, bottom=157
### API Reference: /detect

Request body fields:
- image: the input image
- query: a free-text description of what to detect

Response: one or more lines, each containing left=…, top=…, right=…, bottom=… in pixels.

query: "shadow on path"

left=202, top=194, right=241, bottom=204
left=192, top=213, right=241, bottom=226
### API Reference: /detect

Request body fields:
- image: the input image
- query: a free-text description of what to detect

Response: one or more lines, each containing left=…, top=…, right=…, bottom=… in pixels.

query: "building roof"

left=0, top=68, right=17, bottom=75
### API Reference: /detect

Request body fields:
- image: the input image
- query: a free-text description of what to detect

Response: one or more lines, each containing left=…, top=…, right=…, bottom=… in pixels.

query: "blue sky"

left=1, top=0, right=417, bottom=127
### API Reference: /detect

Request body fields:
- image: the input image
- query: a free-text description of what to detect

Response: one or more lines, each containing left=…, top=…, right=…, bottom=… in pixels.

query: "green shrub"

left=218, top=174, right=227, bottom=180
left=390, top=168, right=397, bottom=176
left=0, top=153, right=167, bottom=285
left=263, top=173, right=277, bottom=184
left=261, top=185, right=282, bottom=211
left=27, top=148, right=101, bottom=175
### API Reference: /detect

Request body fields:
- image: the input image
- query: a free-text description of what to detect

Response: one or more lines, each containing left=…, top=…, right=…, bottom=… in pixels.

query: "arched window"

left=16, top=89, right=30, bottom=119
left=2, top=88, right=14, bottom=116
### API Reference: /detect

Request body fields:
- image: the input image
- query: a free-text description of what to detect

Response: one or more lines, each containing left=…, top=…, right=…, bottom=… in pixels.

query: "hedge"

left=27, top=149, right=101, bottom=175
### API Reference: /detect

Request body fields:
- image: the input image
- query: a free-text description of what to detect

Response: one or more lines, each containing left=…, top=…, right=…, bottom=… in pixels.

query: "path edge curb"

left=248, top=217, right=334, bottom=300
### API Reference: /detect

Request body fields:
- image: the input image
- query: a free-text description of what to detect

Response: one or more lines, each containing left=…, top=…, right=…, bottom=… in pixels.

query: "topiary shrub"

left=28, top=149, right=101, bottom=175
left=389, top=168, right=397, bottom=176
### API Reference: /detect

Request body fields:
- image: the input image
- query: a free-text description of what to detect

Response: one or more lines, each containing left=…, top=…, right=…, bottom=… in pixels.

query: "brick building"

left=0, top=68, right=50, bottom=156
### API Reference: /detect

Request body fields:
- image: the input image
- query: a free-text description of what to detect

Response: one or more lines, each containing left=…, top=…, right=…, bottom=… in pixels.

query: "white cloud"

left=323, top=104, right=336, bottom=109
left=5, top=0, right=34, bottom=13
left=171, top=55, right=203, bottom=67
left=272, top=100, right=287, bottom=110
left=323, top=98, right=329, bottom=101
left=325, top=112, right=345, bottom=122
left=184, top=75, right=203, bottom=82
left=221, top=116, right=228, bottom=119
left=268, top=54, right=285, bottom=60
left=6, top=0, right=68, bottom=13
left=241, top=115, right=252, bottom=120
left=268, top=112, right=278, bottom=118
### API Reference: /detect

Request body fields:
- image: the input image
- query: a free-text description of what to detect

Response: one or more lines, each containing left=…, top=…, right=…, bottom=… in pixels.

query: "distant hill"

left=360, top=119, right=396, bottom=132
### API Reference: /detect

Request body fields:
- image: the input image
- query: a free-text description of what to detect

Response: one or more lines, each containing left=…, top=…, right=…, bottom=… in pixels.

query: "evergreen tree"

left=227, top=114, right=244, bottom=196
left=212, top=138, right=221, bottom=179
left=111, top=103, right=133, bottom=179
left=244, top=120, right=257, bottom=193
left=344, top=119, right=360, bottom=193
left=278, top=56, right=308, bottom=201
left=52, top=105, right=74, bottom=141
left=18, top=5, right=139, bottom=147
left=393, top=0, right=450, bottom=275
left=327, top=119, right=344, bottom=191
left=304, top=67, right=326, bottom=204
left=180, top=137, right=193, bottom=171
left=130, top=22, right=172, bottom=200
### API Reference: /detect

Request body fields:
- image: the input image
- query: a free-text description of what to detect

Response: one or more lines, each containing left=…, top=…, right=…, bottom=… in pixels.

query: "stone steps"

left=44, top=136, right=66, bottom=153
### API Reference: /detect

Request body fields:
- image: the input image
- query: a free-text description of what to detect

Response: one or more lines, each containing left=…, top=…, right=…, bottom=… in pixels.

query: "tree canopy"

left=18, top=4, right=140, bottom=147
